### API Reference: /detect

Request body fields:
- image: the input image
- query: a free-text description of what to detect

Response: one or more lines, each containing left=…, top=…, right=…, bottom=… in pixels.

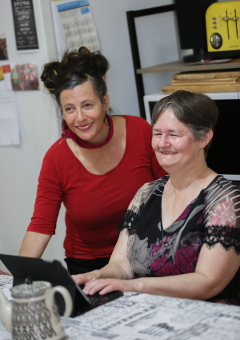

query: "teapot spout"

left=0, top=288, right=11, bottom=333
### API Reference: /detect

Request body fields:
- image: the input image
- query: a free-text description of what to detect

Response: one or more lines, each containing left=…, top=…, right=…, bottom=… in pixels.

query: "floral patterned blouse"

left=119, top=175, right=240, bottom=305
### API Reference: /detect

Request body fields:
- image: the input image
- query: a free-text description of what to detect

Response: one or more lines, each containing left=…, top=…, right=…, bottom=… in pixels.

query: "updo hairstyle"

left=40, top=46, right=109, bottom=109
left=152, top=90, right=219, bottom=157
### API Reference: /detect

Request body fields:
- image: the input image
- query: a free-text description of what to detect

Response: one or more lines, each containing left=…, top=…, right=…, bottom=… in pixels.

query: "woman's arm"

left=80, top=241, right=240, bottom=299
left=18, top=231, right=52, bottom=257
left=73, top=229, right=134, bottom=287
left=132, top=243, right=240, bottom=299
left=19, top=149, right=64, bottom=257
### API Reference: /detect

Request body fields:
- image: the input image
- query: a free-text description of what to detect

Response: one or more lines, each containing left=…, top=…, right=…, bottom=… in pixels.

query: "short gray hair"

left=152, top=90, right=219, bottom=157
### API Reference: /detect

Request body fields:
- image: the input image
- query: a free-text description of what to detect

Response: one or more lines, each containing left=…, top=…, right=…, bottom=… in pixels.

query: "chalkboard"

left=11, top=0, right=39, bottom=51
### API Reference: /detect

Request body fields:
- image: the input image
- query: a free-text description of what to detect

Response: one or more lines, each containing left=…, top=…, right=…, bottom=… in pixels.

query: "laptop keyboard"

left=87, top=290, right=123, bottom=307
left=74, top=284, right=123, bottom=316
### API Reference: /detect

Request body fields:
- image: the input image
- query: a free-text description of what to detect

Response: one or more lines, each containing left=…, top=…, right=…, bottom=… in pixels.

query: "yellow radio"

left=206, top=1, right=240, bottom=57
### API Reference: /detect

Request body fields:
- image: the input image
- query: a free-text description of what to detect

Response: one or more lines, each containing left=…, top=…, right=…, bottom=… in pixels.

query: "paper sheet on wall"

left=0, top=65, right=20, bottom=146
left=57, top=1, right=100, bottom=53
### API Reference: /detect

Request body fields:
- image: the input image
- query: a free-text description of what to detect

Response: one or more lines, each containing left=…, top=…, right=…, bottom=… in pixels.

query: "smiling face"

left=152, top=108, right=205, bottom=172
left=60, top=80, right=109, bottom=145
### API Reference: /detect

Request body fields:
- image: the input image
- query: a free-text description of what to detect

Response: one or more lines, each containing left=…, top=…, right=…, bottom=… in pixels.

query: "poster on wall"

left=0, top=33, right=8, bottom=60
left=56, top=0, right=100, bottom=54
left=0, top=65, right=20, bottom=146
left=0, top=66, right=4, bottom=80
left=11, top=0, right=39, bottom=52
left=11, top=62, right=39, bottom=91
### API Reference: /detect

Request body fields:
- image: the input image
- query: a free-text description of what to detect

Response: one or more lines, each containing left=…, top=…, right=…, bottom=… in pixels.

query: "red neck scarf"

left=61, top=115, right=114, bottom=149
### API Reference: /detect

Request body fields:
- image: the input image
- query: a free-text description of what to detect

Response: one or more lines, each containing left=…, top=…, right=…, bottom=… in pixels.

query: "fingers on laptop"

left=72, top=273, right=97, bottom=285
left=83, top=278, right=126, bottom=295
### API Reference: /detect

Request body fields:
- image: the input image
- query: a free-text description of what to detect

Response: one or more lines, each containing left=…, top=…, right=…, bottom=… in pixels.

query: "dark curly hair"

left=41, top=46, right=109, bottom=109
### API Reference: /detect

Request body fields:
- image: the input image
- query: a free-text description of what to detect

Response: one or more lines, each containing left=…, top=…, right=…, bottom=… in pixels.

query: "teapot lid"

left=11, top=281, right=51, bottom=298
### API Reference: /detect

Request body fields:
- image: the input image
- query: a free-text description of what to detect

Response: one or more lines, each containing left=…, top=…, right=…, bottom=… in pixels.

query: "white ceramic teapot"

left=0, top=280, right=72, bottom=340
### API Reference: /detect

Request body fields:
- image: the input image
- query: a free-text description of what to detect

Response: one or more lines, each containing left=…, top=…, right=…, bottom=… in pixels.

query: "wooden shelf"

left=137, top=60, right=240, bottom=74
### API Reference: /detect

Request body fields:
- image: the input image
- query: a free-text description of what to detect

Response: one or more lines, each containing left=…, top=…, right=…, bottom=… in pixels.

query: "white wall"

left=0, top=0, right=180, bottom=270
left=0, top=0, right=66, bottom=270
left=51, top=0, right=178, bottom=116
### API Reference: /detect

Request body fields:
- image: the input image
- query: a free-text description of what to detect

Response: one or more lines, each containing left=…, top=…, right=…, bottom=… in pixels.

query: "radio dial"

left=210, top=33, right=222, bottom=49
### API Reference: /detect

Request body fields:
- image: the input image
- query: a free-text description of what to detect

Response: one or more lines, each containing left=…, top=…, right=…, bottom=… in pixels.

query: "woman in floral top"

left=74, top=90, right=240, bottom=305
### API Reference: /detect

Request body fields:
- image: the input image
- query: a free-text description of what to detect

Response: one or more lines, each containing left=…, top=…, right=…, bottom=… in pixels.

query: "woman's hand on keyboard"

left=82, top=278, right=130, bottom=295
left=72, top=270, right=101, bottom=286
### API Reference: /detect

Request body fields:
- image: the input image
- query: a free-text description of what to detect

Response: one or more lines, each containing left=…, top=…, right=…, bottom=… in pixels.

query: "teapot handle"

left=47, top=286, right=73, bottom=330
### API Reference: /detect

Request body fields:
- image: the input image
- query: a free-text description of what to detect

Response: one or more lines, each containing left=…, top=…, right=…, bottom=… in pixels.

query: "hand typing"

left=72, top=270, right=100, bottom=286
left=82, top=278, right=130, bottom=295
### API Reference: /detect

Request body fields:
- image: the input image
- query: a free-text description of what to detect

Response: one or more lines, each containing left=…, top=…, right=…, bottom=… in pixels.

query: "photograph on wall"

left=57, top=0, right=100, bottom=53
left=11, top=62, right=39, bottom=91
left=0, top=33, right=8, bottom=60
left=0, top=66, right=4, bottom=80
left=11, top=0, right=39, bottom=52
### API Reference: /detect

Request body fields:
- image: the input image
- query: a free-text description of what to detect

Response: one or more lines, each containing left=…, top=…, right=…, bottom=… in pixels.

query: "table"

left=1, top=275, right=240, bottom=340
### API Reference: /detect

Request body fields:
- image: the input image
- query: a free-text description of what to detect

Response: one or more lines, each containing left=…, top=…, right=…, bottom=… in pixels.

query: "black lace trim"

left=204, top=225, right=240, bottom=255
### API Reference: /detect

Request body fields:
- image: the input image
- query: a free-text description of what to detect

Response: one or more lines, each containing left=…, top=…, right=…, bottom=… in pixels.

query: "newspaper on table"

left=1, top=275, right=240, bottom=340
left=57, top=0, right=100, bottom=54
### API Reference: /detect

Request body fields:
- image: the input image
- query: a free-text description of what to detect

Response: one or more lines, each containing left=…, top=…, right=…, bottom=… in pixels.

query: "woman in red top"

left=18, top=47, right=166, bottom=274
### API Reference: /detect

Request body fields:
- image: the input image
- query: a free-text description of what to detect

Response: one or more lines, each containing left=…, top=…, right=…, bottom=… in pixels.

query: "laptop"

left=0, top=254, right=123, bottom=317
